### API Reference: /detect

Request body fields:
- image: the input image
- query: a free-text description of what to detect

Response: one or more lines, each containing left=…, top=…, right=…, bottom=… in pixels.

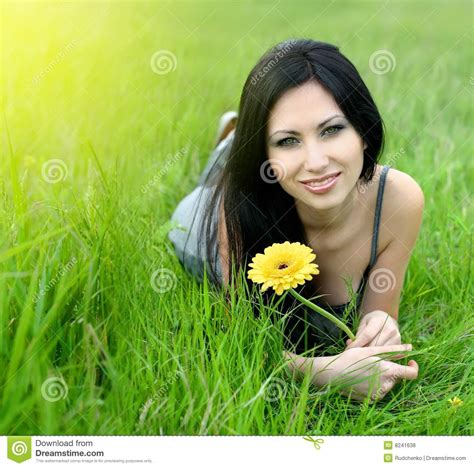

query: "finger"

left=380, top=332, right=402, bottom=347
left=373, top=344, right=412, bottom=353
left=346, top=339, right=353, bottom=347
left=367, top=344, right=413, bottom=358
left=283, top=351, right=314, bottom=375
left=368, top=331, right=400, bottom=347
left=283, top=351, right=297, bottom=360
left=367, top=332, right=391, bottom=347
left=347, top=324, right=380, bottom=348
left=390, top=360, right=419, bottom=381
left=348, top=330, right=372, bottom=348
left=369, top=339, right=402, bottom=349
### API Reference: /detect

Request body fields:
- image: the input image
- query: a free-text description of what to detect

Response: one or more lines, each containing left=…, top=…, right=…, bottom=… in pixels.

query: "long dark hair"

left=193, top=38, right=386, bottom=355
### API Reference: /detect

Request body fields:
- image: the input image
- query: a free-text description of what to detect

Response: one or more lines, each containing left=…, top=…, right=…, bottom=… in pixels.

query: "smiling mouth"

left=301, top=172, right=341, bottom=188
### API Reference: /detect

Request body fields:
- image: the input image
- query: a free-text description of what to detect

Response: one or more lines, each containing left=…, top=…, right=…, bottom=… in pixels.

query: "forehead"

left=267, top=81, right=341, bottom=132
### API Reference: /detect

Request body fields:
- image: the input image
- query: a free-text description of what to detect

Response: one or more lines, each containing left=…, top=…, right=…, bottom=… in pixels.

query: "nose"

left=303, top=139, right=330, bottom=173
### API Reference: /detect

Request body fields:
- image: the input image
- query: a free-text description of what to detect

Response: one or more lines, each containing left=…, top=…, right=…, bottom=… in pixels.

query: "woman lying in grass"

left=168, top=38, right=424, bottom=402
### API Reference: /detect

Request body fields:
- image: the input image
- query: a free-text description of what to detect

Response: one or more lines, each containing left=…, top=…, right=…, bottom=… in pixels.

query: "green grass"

left=1, top=0, right=472, bottom=435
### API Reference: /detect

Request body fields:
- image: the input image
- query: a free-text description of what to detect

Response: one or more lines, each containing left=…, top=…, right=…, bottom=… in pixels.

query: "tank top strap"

left=367, top=165, right=390, bottom=269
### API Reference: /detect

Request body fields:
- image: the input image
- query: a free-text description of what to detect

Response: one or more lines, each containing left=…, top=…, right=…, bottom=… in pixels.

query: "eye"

left=275, top=126, right=345, bottom=146
left=276, top=136, right=299, bottom=147
left=322, top=125, right=344, bottom=136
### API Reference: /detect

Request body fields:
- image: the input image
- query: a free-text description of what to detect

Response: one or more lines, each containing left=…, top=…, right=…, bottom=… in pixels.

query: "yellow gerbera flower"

left=448, top=396, right=463, bottom=408
left=247, top=241, right=319, bottom=295
left=247, top=241, right=356, bottom=340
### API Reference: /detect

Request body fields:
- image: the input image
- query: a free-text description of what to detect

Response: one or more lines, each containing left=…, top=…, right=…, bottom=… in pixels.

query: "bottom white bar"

left=1, top=436, right=472, bottom=467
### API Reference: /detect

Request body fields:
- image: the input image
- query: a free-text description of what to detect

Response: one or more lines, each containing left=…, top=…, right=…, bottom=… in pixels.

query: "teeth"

left=305, top=175, right=336, bottom=187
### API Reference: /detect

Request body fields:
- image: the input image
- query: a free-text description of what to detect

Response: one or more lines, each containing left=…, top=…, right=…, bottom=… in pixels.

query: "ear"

left=363, top=141, right=368, bottom=150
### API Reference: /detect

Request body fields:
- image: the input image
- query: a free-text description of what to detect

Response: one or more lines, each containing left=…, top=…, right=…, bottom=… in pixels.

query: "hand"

left=346, top=310, right=401, bottom=349
left=284, top=344, right=418, bottom=402
left=327, top=345, right=418, bottom=401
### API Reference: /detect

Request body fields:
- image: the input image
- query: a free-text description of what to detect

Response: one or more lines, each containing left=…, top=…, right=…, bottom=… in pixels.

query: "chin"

left=306, top=196, right=342, bottom=210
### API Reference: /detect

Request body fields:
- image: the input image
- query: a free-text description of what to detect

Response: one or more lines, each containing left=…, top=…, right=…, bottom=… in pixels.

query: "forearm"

left=282, top=351, right=335, bottom=387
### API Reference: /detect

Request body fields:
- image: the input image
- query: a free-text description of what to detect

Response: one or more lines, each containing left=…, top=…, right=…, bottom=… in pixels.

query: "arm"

left=348, top=172, right=425, bottom=348
left=360, top=171, right=425, bottom=320
left=217, top=196, right=230, bottom=286
left=282, top=351, right=334, bottom=387
left=282, top=345, right=419, bottom=402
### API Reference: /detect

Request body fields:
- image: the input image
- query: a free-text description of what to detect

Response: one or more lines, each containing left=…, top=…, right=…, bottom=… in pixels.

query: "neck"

left=295, top=185, right=359, bottom=234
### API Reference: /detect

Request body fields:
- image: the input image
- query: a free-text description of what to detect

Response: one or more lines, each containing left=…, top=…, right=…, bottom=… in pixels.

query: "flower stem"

left=288, top=289, right=356, bottom=340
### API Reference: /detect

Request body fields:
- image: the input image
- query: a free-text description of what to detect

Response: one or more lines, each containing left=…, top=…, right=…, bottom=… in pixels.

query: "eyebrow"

left=269, top=114, right=345, bottom=138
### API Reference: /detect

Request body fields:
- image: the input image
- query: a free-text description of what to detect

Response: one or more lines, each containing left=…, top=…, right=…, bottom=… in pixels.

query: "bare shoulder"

left=381, top=166, right=425, bottom=247
left=383, top=166, right=425, bottom=214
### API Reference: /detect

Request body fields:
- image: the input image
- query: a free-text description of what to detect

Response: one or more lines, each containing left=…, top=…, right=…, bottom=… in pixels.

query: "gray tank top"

left=290, top=165, right=391, bottom=353
left=315, top=164, right=391, bottom=314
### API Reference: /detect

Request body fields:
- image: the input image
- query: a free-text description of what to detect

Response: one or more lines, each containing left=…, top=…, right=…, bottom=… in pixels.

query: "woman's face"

left=266, top=80, right=367, bottom=211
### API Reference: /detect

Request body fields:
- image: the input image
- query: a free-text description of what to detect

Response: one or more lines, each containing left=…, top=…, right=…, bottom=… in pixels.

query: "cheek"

left=267, top=155, right=297, bottom=182
left=338, top=132, right=365, bottom=160
left=326, top=135, right=357, bottom=164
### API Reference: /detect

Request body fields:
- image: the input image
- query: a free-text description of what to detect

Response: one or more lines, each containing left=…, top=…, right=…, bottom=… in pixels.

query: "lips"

left=300, top=172, right=341, bottom=194
left=301, top=172, right=341, bottom=187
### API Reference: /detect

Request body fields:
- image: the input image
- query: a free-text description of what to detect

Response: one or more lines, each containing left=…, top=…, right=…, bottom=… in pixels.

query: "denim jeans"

left=167, top=132, right=234, bottom=283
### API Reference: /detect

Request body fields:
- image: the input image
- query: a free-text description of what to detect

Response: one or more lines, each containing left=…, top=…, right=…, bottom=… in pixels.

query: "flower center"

left=278, top=263, right=288, bottom=270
